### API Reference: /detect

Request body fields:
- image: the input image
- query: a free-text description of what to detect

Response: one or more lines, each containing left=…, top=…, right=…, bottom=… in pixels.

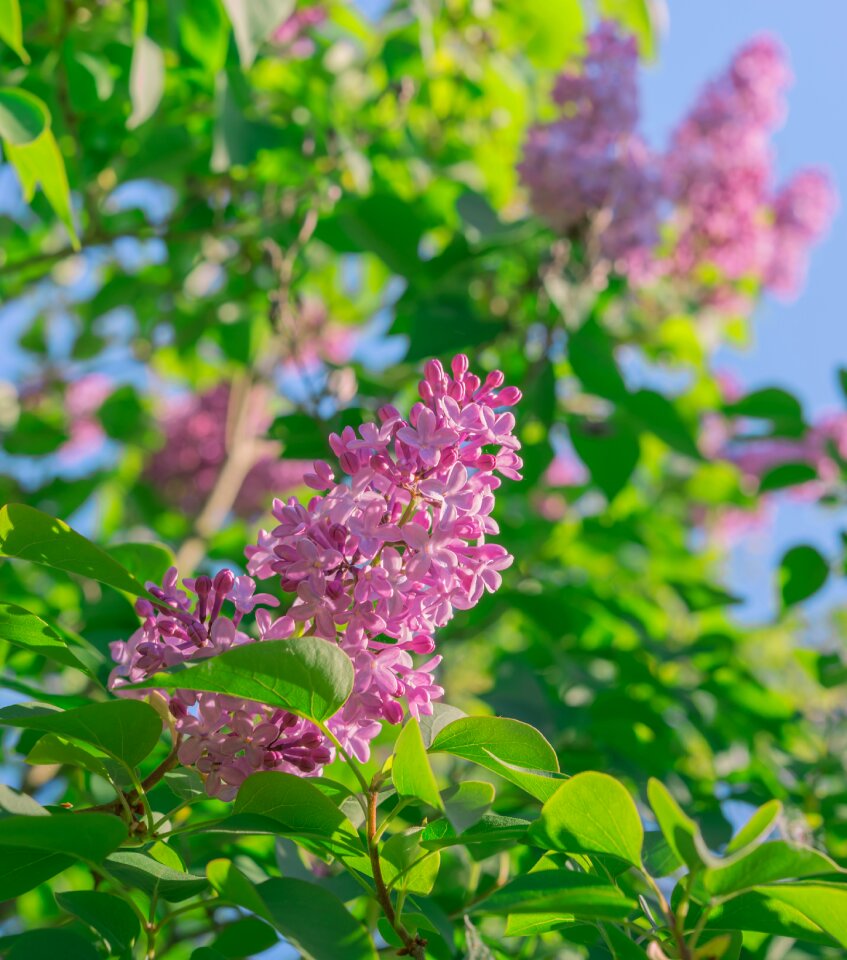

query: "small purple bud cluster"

left=111, top=356, right=522, bottom=799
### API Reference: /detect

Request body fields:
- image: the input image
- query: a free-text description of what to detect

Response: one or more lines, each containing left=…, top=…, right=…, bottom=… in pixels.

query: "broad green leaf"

left=179, top=0, right=229, bottom=72
left=0, top=88, right=45, bottom=144
left=530, top=772, right=644, bottom=868
left=568, top=317, right=627, bottom=400
left=0, top=601, right=93, bottom=675
left=442, top=781, right=495, bottom=833
left=108, top=542, right=175, bottom=587
left=27, top=733, right=110, bottom=780
left=56, top=890, right=140, bottom=957
left=725, top=800, right=782, bottom=856
left=5, top=929, right=99, bottom=960
left=393, top=717, right=443, bottom=810
left=4, top=128, right=79, bottom=247
left=422, top=813, right=530, bottom=853
left=106, top=852, right=208, bottom=903
left=0, top=812, right=126, bottom=860
left=570, top=416, right=640, bottom=501
left=258, top=877, right=379, bottom=960
left=0, top=848, right=74, bottom=901
left=0, top=0, right=28, bottom=62
left=0, top=700, right=162, bottom=768
left=704, top=883, right=847, bottom=946
left=207, top=859, right=268, bottom=918
left=647, top=779, right=713, bottom=870
left=724, top=387, right=806, bottom=438
left=211, top=917, right=277, bottom=959
left=382, top=829, right=441, bottom=895
left=0, top=783, right=47, bottom=816
left=474, top=869, right=636, bottom=920
left=0, top=504, right=150, bottom=598
left=601, top=923, right=649, bottom=959
left=233, top=771, right=355, bottom=838
left=780, top=545, right=829, bottom=607
left=430, top=716, right=561, bottom=802
left=759, top=462, right=818, bottom=492
left=127, top=35, right=164, bottom=129
left=126, top=638, right=354, bottom=724
left=701, top=841, right=843, bottom=898
left=221, top=0, right=295, bottom=67
left=625, top=389, right=702, bottom=459
left=164, top=768, right=206, bottom=800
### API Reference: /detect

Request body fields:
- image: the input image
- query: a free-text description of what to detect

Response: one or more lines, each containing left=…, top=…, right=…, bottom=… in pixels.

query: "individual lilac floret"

left=246, top=354, right=523, bottom=764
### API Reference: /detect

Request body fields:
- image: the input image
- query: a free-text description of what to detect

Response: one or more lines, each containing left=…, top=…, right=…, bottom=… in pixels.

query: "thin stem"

left=366, top=787, right=426, bottom=960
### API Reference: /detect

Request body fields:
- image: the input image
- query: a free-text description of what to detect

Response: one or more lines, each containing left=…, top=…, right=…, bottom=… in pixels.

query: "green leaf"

left=474, top=869, right=636, bottom=920
left=570, top=416, right=640, bottom=501
left=759, top=461, right=818, bottom=492
left=4, top=127, right=79, bottom=247
left=725, top=800, right=782, bottom=856
left=106, top=852, right=208, bottom=903
left=0, top=783, right=48, bottom=816
left=211, top=917, right=277, bottom=959
left=393, top=717, right=444, bottom=811
left=422, top=813, right=530, bottom=853
left=780, top=544, right=829, bottom=607
left=127, top=35, right=164, bottom=129
left=530, top=772, right=644, bottom=868
left=0, top=504, right=150, bottom=598
left=207, top=859, right=268, bottom=918
left=126, top=638, right=354, bottom=724
left=108, top=542, right=175, bottom=587
left=222, top=0, right=295, bottom=67
left=56, top=890, right=140, bottom=957
left=647, top=779, right=713, bottom=870
left=0, top=88, right=45, bottom=144
left=705, top=882, right=847, bottom=946
left=4, top=410, right=68, bottom=454
left=600, top=923, right=649, bottom=959
left=0, top=0, right=29, bottom=63
left=0, top=811, right=125, bottom=861
left=233, top=771, right=355, bottom=838
left=430, top=716, right=561, bottom=801
left=179, top=0, right=229, bottom=72
left=568, top=318, right=627, bottom=400
left=258, top=877, right=379, bottom=960
left=0, top=699, right=163, bottom=768
left=701, top=841, right=843, bottom=898
left=0, top=601, right=93, bottom=675
left=97, top=386, right=145, bottom=441
left=725, top=387, right=806, bottom=438
left=442, top=781, right=495, bottom=833
left=0, top=848, right=74, bottom=901
left=624, top=389, right=702, bottom=459
left=5, top=929, right=99, bottom=960
left=381, top=829, right=441, bottom=896
left=27, top=733, right=111, bottom=780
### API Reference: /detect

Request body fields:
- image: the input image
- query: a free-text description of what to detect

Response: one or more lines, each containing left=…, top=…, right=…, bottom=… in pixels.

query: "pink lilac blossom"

left=272, top=6, right=326, bottom=59
left=518, top=21, right=661, bottom=281
left=58, top=373, right=113, bottom=465
left=664, top=36, right=837, bottom=303
left=145, top=384, right=310, bottom=517
left=112, top=355, right=522, bottom=798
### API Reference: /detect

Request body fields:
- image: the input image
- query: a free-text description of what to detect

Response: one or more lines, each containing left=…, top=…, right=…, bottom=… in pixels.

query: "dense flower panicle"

left=113, top=356, right=522, bottom=797
left=145, top=384, right=310, bottom=516
left=518, top=22, right=660, bottom=281
left=247, top=354, right=523, bottom=765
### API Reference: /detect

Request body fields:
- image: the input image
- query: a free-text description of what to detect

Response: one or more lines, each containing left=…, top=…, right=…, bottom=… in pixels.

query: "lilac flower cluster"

left=145, top=384, right=310, bottom=517
left=111, top=356, right=522, bottom=798
left=518, top=22, right=661, bottom=281
left=520, top=24, right=837, bottom=303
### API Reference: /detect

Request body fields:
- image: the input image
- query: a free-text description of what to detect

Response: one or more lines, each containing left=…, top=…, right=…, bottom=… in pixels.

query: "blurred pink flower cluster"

left=518, top=23, right=661, bottom=281
left=112, top=356, right=522, bottom=798
left=144, top=384, right=309, bottom=518
left=520, top=24, right=837, bottom=302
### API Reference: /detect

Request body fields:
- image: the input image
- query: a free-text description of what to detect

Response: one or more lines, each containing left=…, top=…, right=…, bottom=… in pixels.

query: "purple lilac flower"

left=112, top=355, right=522, bottom=798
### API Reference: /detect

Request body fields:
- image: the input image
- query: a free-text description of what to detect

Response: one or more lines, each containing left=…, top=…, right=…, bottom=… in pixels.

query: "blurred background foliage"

left=1, top=0, right=847, bottom=956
